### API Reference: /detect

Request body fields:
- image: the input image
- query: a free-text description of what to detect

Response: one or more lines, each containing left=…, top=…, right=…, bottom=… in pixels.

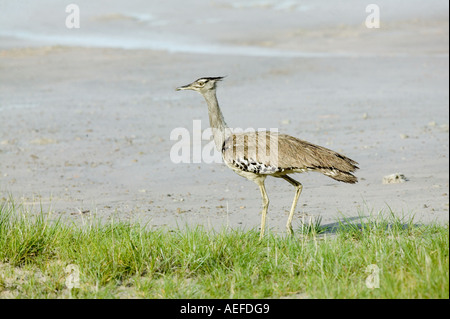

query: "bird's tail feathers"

left=318, top=168, right=358, bottom=184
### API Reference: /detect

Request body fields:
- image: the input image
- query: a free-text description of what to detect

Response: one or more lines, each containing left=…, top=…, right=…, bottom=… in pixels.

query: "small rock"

left=30, top=138, right=57, bottom=145
left=439, top=124, right=449, bottom=132
left=383, top=173, right=408, bottom=184
left=400, top=134, right=409, bottom=139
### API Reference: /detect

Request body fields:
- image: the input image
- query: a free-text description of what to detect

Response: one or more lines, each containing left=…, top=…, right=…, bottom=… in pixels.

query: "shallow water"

left=1, top=0, right=448, bottom=55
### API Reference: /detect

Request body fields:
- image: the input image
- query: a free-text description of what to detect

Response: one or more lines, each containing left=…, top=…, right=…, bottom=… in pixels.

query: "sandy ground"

left=0, top=1, right=448, bottom=233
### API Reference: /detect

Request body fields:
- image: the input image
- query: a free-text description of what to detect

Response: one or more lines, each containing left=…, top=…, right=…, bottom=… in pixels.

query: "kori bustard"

left=177, top=77, right=358, bottom=238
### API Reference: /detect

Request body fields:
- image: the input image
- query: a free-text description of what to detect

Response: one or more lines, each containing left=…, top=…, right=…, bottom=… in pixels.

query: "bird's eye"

left=197, top=81, right=206, bottom=86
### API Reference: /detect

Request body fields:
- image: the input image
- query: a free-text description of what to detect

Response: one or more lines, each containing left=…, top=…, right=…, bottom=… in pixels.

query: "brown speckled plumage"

left=222, top=131, right=358, bottom=183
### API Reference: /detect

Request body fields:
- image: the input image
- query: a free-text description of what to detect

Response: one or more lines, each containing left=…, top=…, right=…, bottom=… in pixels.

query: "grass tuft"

left=0, top=197, right=448, bottom=298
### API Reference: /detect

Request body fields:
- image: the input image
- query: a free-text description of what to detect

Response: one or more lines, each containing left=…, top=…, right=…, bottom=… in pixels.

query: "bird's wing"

left=222, top=131, right=358, bottom=175
left=276, top=134, right=359, bottom=173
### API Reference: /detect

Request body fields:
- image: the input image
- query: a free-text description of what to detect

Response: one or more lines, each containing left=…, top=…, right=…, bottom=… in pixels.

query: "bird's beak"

left=176, top=83, right=193, bottom=91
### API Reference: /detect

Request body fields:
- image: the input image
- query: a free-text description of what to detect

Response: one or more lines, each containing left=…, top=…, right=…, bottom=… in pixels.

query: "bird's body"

left=222, top=131, right=358, bottom=183
left=177, top=77, right=358, bottom=238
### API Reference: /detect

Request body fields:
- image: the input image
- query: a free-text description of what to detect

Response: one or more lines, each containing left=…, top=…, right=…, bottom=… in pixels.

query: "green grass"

left=0, top=198, right=448, bottom=299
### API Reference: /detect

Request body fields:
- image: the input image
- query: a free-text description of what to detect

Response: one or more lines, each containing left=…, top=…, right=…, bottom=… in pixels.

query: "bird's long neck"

left=202, top=88, right=230, bottom=151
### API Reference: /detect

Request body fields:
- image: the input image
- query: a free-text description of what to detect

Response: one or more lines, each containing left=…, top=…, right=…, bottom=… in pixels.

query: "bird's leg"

left=280, top=175, right=303, bottom=235
left=256, top=180, right=269, bottom=240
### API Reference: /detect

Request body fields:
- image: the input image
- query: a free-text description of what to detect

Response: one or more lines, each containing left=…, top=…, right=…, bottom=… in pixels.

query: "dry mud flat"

left=0, top=2, right=448, bottom=231
left=1, top=45, right=448, bottom=232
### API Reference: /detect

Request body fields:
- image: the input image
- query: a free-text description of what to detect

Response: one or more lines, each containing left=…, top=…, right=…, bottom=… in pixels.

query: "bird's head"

left=176, top=76, right=225, bottom=94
